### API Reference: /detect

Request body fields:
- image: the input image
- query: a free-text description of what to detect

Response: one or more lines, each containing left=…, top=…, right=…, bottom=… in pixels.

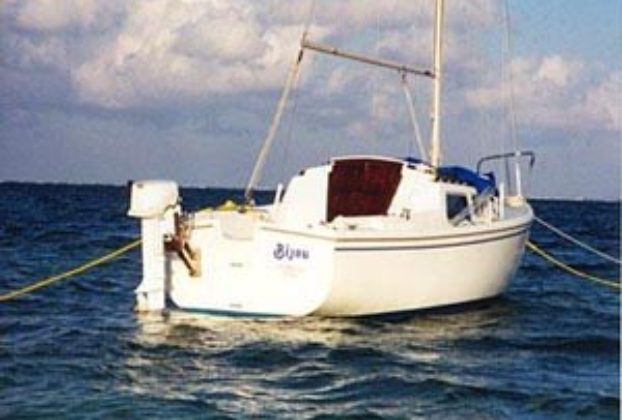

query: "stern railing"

left=477, top=150, right=535, bottom=198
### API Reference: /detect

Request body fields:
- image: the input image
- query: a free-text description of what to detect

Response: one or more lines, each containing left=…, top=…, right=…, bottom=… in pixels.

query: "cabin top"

left=270, top=155, right=497, bottom=229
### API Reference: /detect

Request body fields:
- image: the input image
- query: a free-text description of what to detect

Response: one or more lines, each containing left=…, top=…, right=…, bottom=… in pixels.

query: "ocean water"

left=0, top=182, right=619, bottom=419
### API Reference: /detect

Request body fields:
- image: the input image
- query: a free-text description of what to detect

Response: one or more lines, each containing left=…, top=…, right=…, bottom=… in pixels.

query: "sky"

left=0, top=0, right=620, bottom=200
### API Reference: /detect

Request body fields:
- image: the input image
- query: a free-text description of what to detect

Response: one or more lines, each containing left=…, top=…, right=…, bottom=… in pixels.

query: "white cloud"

left=2, top=0, right=617, bottom=136
left=299, top=0, right=496, bottom=30
left=71, top=0, right=323, bottom=108
left=173, top=4, right=264, bottom=62
left=4, top=0, right=499, bottom=109
left=15, top=0, right=100, bottom=31
left=535, top=55, right=581, bottom=87
left=464, top=54, right=619, bottom=132
left=580, top=71, right=621, bottom=132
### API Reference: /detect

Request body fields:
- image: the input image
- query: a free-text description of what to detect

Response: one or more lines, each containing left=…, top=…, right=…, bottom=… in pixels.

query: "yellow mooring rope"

left=1, top=222, right=618, bottom=302
left=526, top=240, right=620, bottom=290
left=533, top=216, right=621, bottom=265
left=0, top=238, right=142, bottom=302
left=0, top=199, right=249, bottom=303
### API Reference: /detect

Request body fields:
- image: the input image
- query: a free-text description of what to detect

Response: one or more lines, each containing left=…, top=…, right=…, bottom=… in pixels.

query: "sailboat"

left=127, top=0, right=534, bottom=317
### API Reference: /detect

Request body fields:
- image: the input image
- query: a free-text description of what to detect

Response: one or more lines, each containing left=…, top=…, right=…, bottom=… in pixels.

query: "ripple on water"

left=0, top=186, right=619, bottom=418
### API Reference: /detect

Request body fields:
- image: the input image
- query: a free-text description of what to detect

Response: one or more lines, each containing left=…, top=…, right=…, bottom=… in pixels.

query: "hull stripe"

left=335, top=229, right=529, bottom=252
left=261, top=221, right=532, bottom=243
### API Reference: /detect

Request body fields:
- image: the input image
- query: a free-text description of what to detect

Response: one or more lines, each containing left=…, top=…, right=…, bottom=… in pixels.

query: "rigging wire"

left=400, top=73, right=427, bottom=161
left=279, top=59, right=304, bottom=182
left=244, top=0, right=317, bottom=203
left=303, top=0, right=317, bottom=33
left=244, top=48, right=304, bottom=203
left=370, top=10, right=381, bottom=154
left=280, top=0, right=315, bottom=182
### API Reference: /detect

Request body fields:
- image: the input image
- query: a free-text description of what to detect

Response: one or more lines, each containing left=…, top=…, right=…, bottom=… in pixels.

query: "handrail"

left=476, top=150, right=535, bottom=174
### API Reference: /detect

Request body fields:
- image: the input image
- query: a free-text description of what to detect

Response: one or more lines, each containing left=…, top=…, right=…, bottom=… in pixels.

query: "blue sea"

left=0, top=182, right=619, bottom=418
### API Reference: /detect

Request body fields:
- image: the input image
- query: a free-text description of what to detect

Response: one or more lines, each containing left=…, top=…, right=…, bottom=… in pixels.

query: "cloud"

left=465, top=54, right=618, bottom=132
left=466, top=55, right=582, bottom=107
left=2, top=0, right=617, bottom=135
left=14, top=0, right=100, bottom=31
left=2, top=0, right=500, bottom=109
left=70, top=0, right=327, bottom=108
left=4, top=34, right=69, bottom=70
left=581, top=71, right=621, bottom=132
left=536, top=55, right=581, bottom=87
left=290, top=0, right=496, bottom=30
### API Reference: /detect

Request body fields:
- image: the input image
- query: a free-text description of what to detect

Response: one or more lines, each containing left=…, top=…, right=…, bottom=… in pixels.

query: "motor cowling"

left=127, top=180, right=180, bottom=312
left=128, top=180, right=179, bottom=219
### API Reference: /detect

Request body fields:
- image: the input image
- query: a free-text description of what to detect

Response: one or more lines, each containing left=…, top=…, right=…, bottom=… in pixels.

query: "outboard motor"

left=128, top=180, right=179, bottom=312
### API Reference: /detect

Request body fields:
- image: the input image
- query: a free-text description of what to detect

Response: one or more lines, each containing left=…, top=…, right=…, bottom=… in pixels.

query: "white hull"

left=129, top=155, right=534, bottom=318
left=163, top=206, right=531, bottom=317
left=318, top=215, right=530, bottom=315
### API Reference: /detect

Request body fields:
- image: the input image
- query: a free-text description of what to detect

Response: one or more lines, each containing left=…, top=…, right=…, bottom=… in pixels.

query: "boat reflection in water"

left=121, top=300, right=518, bottom=416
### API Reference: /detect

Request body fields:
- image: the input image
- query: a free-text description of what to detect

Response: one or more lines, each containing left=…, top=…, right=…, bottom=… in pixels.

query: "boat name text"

left=273, top=243, right=310, bottom=261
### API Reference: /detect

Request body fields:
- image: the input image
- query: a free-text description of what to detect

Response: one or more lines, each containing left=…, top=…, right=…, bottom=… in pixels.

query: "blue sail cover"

left=403, top=157, right=496, bottom=194
left=437, top=166, right=496, bottom=194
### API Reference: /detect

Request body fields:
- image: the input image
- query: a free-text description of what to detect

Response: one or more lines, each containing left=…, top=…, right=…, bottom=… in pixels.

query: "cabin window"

left=446, top=193, right=468, bottom=220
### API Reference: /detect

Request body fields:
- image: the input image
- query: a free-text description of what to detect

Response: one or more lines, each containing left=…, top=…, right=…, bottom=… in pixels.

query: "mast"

left=429, top=0, right=445, bottom=168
